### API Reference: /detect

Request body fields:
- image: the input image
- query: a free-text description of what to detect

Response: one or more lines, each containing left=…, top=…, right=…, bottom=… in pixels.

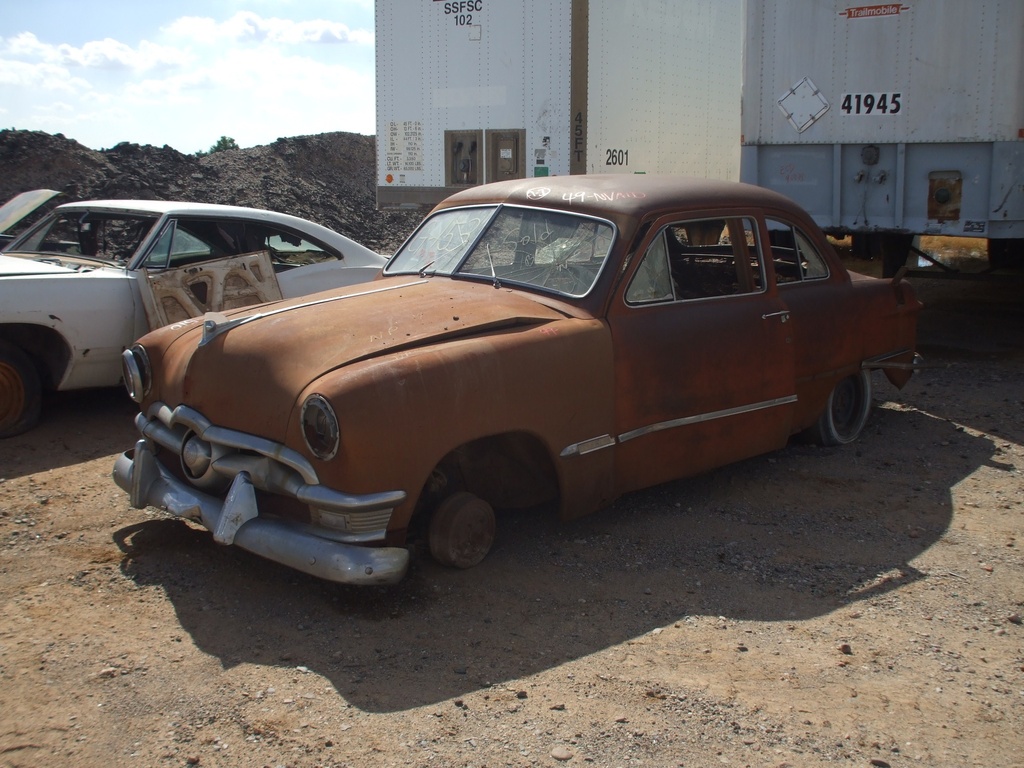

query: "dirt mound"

left=0, top=129, right=420, bottom=253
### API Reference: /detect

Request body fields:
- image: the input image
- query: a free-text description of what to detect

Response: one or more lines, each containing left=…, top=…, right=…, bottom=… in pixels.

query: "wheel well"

left=0, top=324, right=72, bottom=390
left=416, top=431, right=560, bottom=521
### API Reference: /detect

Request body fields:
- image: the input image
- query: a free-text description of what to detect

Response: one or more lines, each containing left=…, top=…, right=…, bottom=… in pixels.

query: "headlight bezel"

left=301, top=393, right=340, bottom=461
left=121, top=344, right=151, bottom=403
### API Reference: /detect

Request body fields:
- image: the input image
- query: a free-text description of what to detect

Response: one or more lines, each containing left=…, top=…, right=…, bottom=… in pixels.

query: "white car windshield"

left=12, top=211, right=159, bottom=264
left=386, top=205, right=615, bottom=298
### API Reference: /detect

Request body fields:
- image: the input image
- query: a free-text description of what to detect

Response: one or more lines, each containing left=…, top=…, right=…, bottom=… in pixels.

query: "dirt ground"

left=1, top=258, right=1022, bottom=768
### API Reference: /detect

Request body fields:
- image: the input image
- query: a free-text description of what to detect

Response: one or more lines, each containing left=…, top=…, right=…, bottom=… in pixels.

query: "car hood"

left=0, top=189, right=60, bottom=236
left=150, top=276, right=576, bottom=436
left=0, top=252, right=117, bottom=276
left=0, top=253, right=78, bottom=276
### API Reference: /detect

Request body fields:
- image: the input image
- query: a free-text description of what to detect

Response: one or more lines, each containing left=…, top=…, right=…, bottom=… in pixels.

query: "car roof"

left=17, top=199, right=384, bottom=262
left=55, top=198, right=308, bottom=220
left=433, top=174, right=804, bottom=223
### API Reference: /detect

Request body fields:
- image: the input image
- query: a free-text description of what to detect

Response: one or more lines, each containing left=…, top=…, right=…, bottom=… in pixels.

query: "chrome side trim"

left=560, top=434, right=615, bottom=458
left=618, top=395, right=798, bottom=444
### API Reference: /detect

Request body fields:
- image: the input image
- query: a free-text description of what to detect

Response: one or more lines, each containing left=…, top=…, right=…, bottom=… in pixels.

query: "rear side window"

left=766, top=217, right=829, bottom=284
left=143, top=219, right=334, bottom=270
left=626, top=217, right=763, bottom=304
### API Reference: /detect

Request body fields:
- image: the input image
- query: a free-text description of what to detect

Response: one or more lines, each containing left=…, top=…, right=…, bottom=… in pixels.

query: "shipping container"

left=375, top=0, right=741, bottom=210
left=741, top=0, right=1024, bottom=273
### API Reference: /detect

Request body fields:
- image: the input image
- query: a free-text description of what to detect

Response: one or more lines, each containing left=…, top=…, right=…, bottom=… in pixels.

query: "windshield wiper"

left=484, top=245, right=501, bottom=289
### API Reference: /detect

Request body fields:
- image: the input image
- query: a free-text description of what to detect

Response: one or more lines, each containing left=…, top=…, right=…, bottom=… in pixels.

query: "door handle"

left=762, top=310, right=790, bottom=322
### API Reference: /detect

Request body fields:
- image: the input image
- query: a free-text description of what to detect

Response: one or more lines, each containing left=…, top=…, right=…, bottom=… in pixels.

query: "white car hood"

left=0, top=252, right=84, bottom=276
left=0, top=189, right=60, bottom=235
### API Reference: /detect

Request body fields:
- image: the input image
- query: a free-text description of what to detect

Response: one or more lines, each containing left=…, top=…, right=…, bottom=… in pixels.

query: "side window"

left=625, top=230, right=674, bottom=304
left=794, top=228, right=828, bottom=279
left=766, top=217, right=829, bottom=283
left=144, top=220, right=225, bottom=269
left=626, top=217, right=763, bottom=304
left=143, top=219, right=333, bottom=270
left=265, top=231, right=335, bottom=267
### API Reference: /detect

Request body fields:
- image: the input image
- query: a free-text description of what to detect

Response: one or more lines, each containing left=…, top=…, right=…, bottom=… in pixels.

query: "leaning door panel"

left=140, top=250, right=283, bottom=329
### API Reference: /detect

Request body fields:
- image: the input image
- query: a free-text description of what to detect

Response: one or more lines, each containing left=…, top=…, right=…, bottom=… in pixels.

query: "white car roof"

left=58, top=198, right=313, bottom=221
left=51, top=199, right=385, bottom=264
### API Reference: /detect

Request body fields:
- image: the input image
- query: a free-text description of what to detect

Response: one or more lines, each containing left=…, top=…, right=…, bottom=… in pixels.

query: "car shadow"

left=112, top=394, right=991, bottom=713
left=0, top=387, right=138, bottom=478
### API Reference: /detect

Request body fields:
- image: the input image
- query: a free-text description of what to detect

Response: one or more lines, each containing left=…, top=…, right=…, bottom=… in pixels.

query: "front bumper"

left=112, top=410, right=410, bottom=585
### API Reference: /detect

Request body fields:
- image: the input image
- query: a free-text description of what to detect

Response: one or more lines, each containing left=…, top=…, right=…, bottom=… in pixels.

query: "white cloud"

left=165, top=12, right=373, bottom=46
left=1, top=32, right=188, bottom=74
left=1, top=9, right=376, bottom=152
left=122, top=45, right=375, bottom=147
left=59, top=38, right=189, bottom=71
left=0, top=56, right=91, bottom=94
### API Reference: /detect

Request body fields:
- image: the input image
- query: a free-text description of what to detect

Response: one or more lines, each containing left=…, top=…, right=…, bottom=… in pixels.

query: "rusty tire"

left=0, top=341, right=42, bottom=438
left=428, top=491, right=496, bottom=569
left=809, top=370, right=872, bottom=446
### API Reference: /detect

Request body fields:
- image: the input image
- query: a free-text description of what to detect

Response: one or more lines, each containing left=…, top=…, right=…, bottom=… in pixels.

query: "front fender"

left=0, top=269, right=141, bottom=389
left=290, top=318, right=617, bottom=528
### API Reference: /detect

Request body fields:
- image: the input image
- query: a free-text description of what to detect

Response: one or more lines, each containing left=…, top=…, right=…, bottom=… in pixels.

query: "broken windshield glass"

left=387, top=205, right=614, bottom=298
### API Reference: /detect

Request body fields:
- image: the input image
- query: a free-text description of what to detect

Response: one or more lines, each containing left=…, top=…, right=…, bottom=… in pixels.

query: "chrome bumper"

left=113, top=440, right=409, bottom=585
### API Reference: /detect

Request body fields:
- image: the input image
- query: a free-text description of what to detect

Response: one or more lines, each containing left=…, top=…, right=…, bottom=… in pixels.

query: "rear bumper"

left=863, top=349, right=926, bottom=389
left=113, top=440, right=409, bottom=585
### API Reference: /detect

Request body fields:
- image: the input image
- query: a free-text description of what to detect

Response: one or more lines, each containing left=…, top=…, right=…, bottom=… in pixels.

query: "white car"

left=0, top=197, right=386, bottom=437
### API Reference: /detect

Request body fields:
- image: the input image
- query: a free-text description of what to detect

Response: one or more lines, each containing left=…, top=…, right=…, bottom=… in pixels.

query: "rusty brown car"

left=113, top=175, right=922, bottom=585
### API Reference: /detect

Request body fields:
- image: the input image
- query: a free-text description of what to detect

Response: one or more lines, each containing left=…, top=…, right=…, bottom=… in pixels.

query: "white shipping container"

left=740, top=0, right=1024, bottom=272
left=375, top=0, right=741, bottom=209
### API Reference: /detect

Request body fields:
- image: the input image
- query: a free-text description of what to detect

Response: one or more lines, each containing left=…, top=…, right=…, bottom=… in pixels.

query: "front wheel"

left=806, top=370, right=872, bottom=446
left=428, top=491, right=496, bottom=569
left=0, top=341, right=42, bottom=438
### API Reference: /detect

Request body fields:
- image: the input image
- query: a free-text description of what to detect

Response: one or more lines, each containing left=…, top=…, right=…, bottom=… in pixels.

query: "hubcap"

left=831, top=378, right=857, bottom=431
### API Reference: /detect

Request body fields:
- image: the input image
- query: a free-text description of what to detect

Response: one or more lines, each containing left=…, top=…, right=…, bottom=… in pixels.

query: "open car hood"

left=0, top=189, right=61, bottom=239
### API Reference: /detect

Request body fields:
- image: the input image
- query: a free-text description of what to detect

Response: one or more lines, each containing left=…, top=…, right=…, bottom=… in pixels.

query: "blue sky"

left=0, top=0, right=376, bottom=153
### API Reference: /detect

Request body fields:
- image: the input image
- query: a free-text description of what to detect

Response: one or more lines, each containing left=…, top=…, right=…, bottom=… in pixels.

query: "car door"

left=136, top=217, right=284, bottom=329
left=607, top=212, right=796, bottom=495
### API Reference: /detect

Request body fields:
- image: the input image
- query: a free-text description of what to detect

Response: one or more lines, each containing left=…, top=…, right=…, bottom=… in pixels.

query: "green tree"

left=196, top=136, right=239, bottom=156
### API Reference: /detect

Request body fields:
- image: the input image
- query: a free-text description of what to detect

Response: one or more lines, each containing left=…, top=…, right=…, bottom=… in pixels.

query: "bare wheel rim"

left=0, top=359, right=27, bottom=430
left=428, top=491, right=496, bottom=569
left=828, top=371, right=871, bottom=443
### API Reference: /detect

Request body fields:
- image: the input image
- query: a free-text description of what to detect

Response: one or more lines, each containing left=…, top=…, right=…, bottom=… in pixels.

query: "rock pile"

left=0, top=129, right=420, bottom=253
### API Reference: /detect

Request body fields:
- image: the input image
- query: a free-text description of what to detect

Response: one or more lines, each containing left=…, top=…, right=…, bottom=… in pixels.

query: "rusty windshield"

left=385, top=204, right=615, bottom=298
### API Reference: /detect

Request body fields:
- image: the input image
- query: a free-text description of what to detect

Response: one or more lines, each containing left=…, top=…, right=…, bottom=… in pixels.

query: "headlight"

left=121, top=345, right=151, bottom=403
left=301, top=394, right=339, bottom=460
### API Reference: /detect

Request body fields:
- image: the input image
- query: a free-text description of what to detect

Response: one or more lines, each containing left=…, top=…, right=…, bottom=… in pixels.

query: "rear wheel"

left=0, top=341, right=42, bottom=438
left=806, top=370, right=872, bottom=446
left=428, top=491, right=496, bottom=569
